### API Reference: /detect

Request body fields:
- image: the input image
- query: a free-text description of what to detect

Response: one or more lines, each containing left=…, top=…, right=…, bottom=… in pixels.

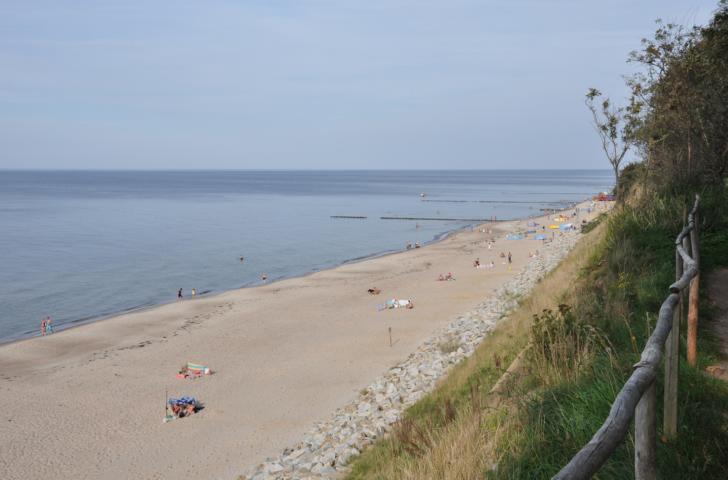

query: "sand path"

left=707, top=269, right=728, bottom=381
left=0, top=202, right=603, bottom=479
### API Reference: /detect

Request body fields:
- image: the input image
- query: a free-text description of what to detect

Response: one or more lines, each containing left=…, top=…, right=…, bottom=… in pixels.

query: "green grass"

left=487, top=188, right=728, bottom=479
left=346, top=186, right=728, bottom=479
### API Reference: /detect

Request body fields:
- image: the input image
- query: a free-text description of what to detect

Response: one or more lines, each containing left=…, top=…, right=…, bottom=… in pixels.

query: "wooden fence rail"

left=553, top=195, right=700, bottom=480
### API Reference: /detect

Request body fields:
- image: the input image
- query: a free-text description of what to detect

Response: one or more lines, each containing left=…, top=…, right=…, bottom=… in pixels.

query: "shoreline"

left=0, top=199, right=606, bottom=480
left=0, top=222, right=460, bottom=345
left=0, top=209, right=558, bottom=346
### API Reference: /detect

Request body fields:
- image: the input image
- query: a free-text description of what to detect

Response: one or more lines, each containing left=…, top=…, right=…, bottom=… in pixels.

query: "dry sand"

left=0, top=203, right=603, bottom=480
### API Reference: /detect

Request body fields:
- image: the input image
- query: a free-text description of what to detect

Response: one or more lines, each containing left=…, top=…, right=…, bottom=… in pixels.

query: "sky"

left=0, top=0, right=719, bottom=170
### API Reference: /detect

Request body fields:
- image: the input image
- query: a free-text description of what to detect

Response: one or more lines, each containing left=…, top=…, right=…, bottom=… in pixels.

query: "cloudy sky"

left=0, top=0, right=718, bottom=169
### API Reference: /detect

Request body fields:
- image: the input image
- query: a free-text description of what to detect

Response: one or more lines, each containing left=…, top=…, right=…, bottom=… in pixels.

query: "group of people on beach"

left=40, top=316, right=54, bottom=336
left=497, top=251, right=512, bottom=264
left=177, top=288, right=197, bottom=300
left=473, top=258, right=495, bottom=269
left=176, top=256, right=270, bottom=302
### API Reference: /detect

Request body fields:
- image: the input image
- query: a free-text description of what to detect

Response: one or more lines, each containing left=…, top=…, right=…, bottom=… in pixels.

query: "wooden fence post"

left=687, top=211, right=700, bottom=366
left=635, top=380, right=657, bottom=479
left=555, top=196, right=699, bottom=479
left=663, top=244, right=682, bottom=439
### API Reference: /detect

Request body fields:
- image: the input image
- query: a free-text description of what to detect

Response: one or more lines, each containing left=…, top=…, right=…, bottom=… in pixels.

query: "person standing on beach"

left=46, top=316, right=53, bottom=334
left=40, top=318, right=46, bottom=336
left=508, top=252, right=512, bottom=264
left=191, top=288, right=196, bottom=297
left=177, top=288, right=183, bottom=300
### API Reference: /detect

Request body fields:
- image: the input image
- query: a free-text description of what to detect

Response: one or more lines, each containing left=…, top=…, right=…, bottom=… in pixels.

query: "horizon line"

left=0, top=167, right=613, bottom=172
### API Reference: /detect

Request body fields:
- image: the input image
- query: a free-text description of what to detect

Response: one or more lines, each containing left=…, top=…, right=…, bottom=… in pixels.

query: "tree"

left=626, top=13, right=728, bottom=188
left=585, top=89, right=642, bottom=200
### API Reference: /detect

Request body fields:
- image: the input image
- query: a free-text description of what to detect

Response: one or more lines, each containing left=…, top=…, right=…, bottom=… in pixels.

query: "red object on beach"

left=593, top=193, right=615, bottom=201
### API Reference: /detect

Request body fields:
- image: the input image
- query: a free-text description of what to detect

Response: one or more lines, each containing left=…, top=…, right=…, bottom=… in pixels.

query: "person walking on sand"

left=177, top=288, right=183, bottom=300
left=40, top=318, right=46, bottom=336
left=508, top=252, right=512, bottom=264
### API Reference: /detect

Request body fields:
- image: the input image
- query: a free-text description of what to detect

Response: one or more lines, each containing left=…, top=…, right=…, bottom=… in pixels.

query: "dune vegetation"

left=347, top=3, right=728, bottom=478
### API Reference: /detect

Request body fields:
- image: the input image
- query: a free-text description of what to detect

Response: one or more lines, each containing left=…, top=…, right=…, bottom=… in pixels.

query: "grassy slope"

left=346, top=188, right=728, bottom=479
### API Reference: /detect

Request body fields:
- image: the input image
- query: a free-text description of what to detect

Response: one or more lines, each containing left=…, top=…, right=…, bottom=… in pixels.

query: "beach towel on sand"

left=177, top=362, right=212, bottom=379
left=186, top=362, right=210, bottom=375
left=166, top=396, right=202, bottom=419
left=378, top=299, right=412, bottom=310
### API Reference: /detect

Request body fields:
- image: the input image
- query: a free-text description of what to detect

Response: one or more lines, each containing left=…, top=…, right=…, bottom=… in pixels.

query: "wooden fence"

left=553, top=195, right=701, bottom=480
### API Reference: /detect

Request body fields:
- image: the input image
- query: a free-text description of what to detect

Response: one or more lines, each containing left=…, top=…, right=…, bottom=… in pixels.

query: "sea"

left=0, top=170, right=612, bottom=342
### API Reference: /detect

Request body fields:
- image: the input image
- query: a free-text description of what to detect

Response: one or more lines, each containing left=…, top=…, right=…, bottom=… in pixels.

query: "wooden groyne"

left=421, top=199, right=572, bottom=206
left=380, top=216, right=507, bottom=222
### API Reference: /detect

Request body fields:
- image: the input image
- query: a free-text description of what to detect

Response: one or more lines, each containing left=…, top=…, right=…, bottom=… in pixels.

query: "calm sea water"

left=0, top=170, right=612, bottom=342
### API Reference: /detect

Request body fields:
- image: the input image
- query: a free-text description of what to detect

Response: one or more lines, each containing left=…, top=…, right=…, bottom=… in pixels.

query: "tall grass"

left=347, top=185, right=728, bottom=479
left=529, top=304, right=615, bottom=386
left=487, top=187, right=728, bottom=479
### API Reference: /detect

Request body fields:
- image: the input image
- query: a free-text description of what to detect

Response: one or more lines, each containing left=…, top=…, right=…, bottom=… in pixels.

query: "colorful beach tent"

left=506, top=234, right=524, bottom=240
left=548, top=224, right=559, bottom=229
left=559, top=223, right=573, bottom=231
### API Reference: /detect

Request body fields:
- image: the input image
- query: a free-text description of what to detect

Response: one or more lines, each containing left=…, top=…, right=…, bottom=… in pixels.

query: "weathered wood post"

left=554, top=196, right=699, bottom=479
left=635, top=380, right=657, bottom=479
left=663, top=238, right=683, bottom=439
left=682, top=233, right=691, bottom=325
left=687, top=211, right=700, bottom=366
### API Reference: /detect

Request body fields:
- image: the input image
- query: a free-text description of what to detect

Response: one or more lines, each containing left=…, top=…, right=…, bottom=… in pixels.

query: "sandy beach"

left=0, top=202, right=604, bottom=480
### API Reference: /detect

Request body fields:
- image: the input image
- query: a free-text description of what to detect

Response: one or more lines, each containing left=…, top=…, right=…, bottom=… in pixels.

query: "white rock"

left=265, top=462, right=284, bottom=474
